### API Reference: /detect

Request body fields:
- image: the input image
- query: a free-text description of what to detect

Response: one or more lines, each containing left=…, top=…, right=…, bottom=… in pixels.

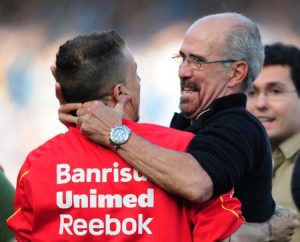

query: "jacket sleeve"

left=187, top=190, right=244, bottom=241
left=7, top=162, right=33, bottom=242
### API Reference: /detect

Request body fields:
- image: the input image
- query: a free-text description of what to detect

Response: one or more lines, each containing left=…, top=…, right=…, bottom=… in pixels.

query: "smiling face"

left=178, top=17, right=244, bottom=120
left=247, top=65, right=300, bottom=149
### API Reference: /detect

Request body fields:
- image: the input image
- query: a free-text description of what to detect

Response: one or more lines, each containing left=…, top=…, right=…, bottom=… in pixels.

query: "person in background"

left=0, top=165, right=15, bottom=242
left=247, top=43, right=300, bottom=242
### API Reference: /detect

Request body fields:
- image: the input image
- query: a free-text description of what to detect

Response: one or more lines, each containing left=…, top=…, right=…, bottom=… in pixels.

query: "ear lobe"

left=227, top=61, right=248, bottom=88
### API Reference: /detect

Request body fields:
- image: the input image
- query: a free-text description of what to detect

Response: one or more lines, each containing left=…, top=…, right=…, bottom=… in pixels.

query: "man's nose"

left=178, top=60, right=193, bottom=79
left=255, top=93, right=269, bottom=110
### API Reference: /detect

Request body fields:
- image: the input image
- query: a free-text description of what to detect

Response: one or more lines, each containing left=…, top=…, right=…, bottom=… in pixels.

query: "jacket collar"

left=170, top=93, right=247, bottom=132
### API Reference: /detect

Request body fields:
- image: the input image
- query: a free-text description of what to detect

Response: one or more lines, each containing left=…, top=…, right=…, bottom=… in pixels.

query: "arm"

left=225, top=222, right=270, bottom=242
left=116, top=132, right=213, bottom=203
left=77, top=101, right=213, bottom=203
left=226, top=206, right=299, bottom=242
left=54, top=76, right=213, bottom=203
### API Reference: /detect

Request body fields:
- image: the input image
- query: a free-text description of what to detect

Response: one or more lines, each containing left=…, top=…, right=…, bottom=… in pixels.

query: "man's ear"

left=50, top=65, right=58, bottom=81
left=227, top=60, right=248, bottom=88
left=55, top=82, right=66, bottom=104
left=112, top=83, right=131, bottom=103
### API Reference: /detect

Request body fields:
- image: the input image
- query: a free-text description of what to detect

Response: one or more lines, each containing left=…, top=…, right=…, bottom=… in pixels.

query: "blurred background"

left=1, top=0, right=300, bottom=185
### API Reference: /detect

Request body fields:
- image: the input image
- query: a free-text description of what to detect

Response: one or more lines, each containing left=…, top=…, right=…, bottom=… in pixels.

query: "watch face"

left=110, top=125, right=131, bottom=145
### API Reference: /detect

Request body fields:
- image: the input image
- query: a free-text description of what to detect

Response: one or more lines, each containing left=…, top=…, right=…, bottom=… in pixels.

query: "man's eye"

left=270, top=88, right=282, bottom=95
left=247, top=90, right=256, bottom=96
left=191, top=57, right=201, bottom=63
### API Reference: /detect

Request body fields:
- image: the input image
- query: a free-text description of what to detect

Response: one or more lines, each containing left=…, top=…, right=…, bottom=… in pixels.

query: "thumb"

left=114, top=94, right=131, bottom=118
left=55, top=82, right=66, bottom=105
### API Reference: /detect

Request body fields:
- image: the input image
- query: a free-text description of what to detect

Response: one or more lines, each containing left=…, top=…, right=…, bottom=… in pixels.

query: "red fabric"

left=188, top=190, right=244, bottom=242
left=7, top=120, right=243, bottom=241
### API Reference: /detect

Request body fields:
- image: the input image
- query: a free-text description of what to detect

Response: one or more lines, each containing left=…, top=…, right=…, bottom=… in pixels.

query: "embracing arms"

left=62, top=99, right=213, bottom=203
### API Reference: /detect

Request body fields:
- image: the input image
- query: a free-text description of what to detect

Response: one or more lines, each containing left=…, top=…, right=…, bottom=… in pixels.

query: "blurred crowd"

left=1, top=0, right=300, bottom=186
left=1, top=2, right=300, bottom=241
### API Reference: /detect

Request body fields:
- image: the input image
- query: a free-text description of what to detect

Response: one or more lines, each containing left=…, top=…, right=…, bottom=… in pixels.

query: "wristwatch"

left=109, top=125, right=131, bottom=150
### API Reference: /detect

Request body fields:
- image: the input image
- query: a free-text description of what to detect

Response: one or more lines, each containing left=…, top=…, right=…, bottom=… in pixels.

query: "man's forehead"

left=181, top=25, right=225, bottom=57
left=188, top=16, right=234, bottom=34
left=254, top=75, right=294, bottom=90
left=253, top=81, right=284, bottom=89
left=256, top=66, right=291, bottom=82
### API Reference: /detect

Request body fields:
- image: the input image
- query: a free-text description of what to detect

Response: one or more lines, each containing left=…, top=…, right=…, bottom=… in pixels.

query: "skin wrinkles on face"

left=247, top=65, right=300, bottom=149
left=178, top=18, right=234, bottom=120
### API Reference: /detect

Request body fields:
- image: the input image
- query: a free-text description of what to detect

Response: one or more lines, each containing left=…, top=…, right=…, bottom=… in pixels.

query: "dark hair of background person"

left=55, top=30, right=128, bottom=103
left=264, top=43, right=300, bottom=96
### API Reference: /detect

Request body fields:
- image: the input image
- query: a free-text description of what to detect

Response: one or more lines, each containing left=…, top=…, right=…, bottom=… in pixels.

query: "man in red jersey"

left=7, top=31, right=242, bottom=241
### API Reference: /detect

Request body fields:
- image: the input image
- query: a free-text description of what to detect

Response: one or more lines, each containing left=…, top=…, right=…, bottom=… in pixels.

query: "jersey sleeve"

left=7, top=160, right=33, bottom=242
left=187, top=190, right=244, bottom=242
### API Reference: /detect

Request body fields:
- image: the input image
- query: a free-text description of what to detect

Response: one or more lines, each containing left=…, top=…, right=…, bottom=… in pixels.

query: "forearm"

left=75, top=102, right=213, bottom=203
left=229, top=205, right=299, bottom=242
left=117, top=132, right=213, bottom=203
left=229, top=222, right=270, bottom=242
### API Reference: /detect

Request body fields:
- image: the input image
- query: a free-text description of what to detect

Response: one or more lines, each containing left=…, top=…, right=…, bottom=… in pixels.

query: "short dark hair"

left=264, top=43, right=300, bottom=96
left=55, top=30, right=128, bottom=102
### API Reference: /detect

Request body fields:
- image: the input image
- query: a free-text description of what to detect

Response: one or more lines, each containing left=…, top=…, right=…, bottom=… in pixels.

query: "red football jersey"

left=7, top=120, right=243, bottom=241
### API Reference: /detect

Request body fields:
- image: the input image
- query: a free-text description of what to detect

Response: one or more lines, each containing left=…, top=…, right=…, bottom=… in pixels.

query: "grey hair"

left=201, top=13, right=264, bottom=90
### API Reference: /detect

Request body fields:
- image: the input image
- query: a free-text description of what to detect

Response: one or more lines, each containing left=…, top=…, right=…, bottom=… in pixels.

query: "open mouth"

left=182, top=87, right=197, bottom=93
left=258, top=117, right=275, bottom=122
left=180, top=84, right=200, bottom=105
left=180, top=82, right=200, bottom=93
left=257, top=117, right=275, bottom=123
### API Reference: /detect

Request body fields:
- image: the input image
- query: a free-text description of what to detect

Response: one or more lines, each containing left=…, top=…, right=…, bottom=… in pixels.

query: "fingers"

left=59, top=113, right=78, bottom=127
left=58, top=103, right=82, bottom=126
left=76, top=101, right=102, bottom=117
left=275, top=206, right=296, bottom=218
left=59, top=103, right=82, bottom=115
left=76, top=117, right=82, bottom=128
left=287, top=208, right=297, bottom=218
left=290, top=218, right=300, bottom=230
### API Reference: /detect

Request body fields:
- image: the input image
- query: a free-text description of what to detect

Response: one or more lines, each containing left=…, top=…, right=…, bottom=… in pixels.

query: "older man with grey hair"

left=58, top=12, right=298, bottom=241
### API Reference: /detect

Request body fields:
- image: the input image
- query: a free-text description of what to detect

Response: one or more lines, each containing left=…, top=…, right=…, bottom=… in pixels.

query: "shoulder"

left=207, top=107, right=266, bottom=139
left=191, top=107, right=271, bottom=164
left=23, top=128, right=84, bottom=168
